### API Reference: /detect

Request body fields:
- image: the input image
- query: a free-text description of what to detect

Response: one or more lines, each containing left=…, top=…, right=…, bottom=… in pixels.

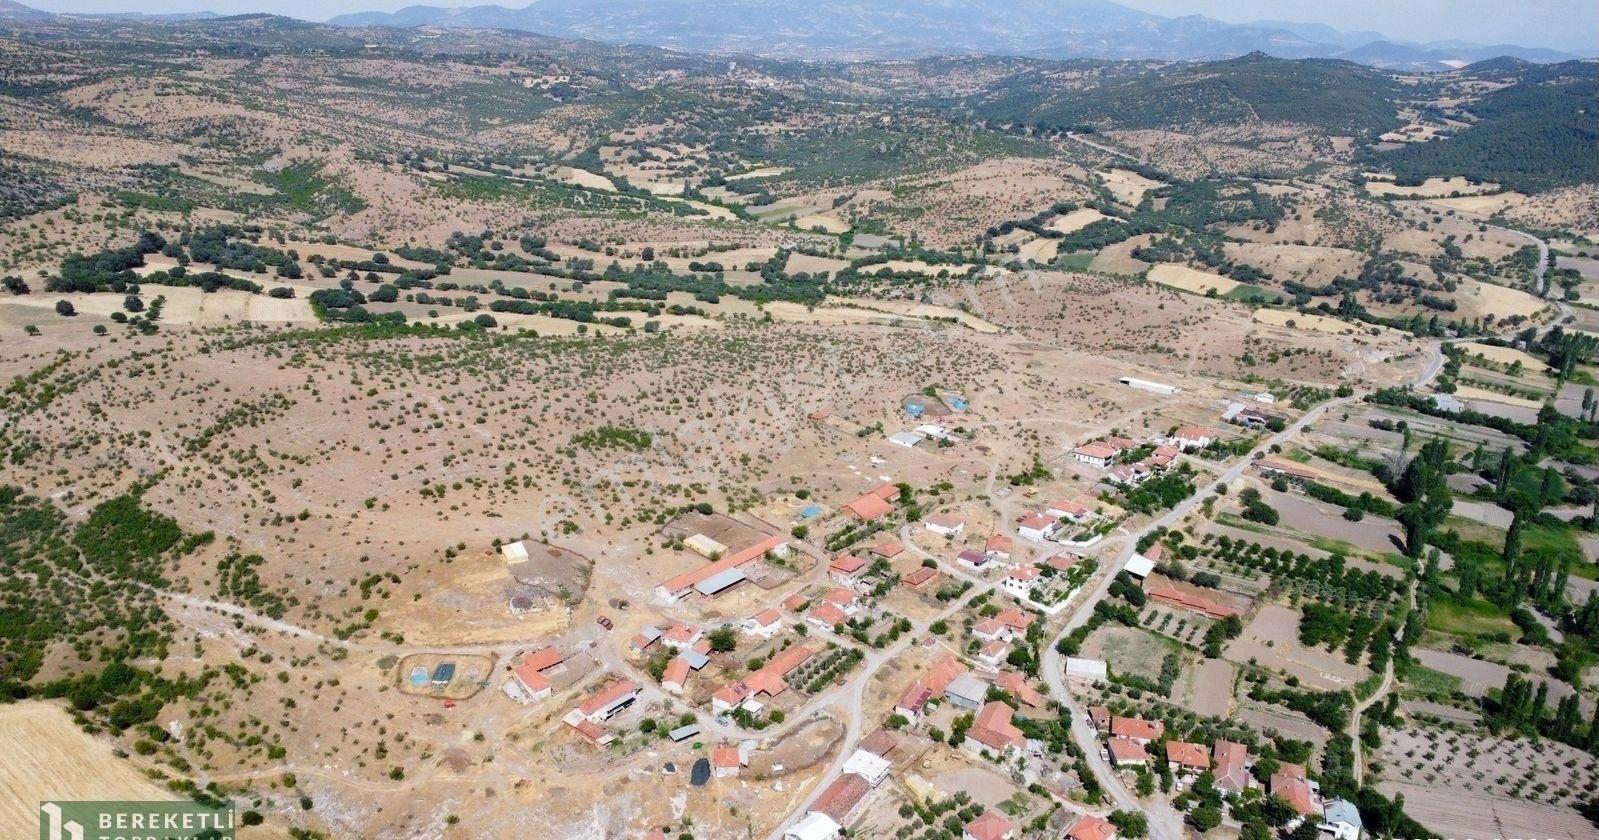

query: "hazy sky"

left=21, top=0, right=1599, bottom=53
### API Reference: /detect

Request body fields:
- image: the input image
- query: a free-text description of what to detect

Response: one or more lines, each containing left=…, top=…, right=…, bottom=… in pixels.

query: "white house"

left=924, top=513, right=965, bottom=538
left=1016, top=512, right=1058, bottom=543
left=743, top=608, right=783, bottom=639
left=1171, top=426, right=1215, bottom=451
left=1320, top=799, right=1363, bottom=840
left=888, top=431, right=923, bottom=448
left=1001, top=565, right=1041, bottom=600
left=1073, top=442, right=1118, bottom=469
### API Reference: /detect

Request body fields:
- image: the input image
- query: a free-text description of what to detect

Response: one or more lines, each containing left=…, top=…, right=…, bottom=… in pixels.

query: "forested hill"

left=1377, top=62, right=1599, bottom=192
left=963, top=53, right=1403, bottom=138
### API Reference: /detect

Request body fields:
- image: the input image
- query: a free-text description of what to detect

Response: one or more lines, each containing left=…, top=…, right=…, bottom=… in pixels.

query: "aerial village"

left=434, top=372, right=1397, bottom=840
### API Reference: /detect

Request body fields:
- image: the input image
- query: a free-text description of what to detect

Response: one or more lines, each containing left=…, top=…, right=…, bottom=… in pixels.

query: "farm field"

left=0, top=703, right=180, bottom=840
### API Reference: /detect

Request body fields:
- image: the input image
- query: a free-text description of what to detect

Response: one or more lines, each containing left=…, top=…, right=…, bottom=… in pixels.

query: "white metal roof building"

left=841, top=749, right=891, bottom=787
left=694, top=567, right=747, bottom=596
left=887, top=431, right=923, bottom=448
left=784, top=812, right=842, bottom=840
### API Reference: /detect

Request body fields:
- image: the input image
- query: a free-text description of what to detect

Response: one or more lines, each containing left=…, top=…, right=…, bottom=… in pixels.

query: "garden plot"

left=1379, top=726, right=1599, bottom=839
left=1175, top=657, right=1235, bottom=718
left=1139, top=603, right=1213, bottom=648
left=1080, top=624, right=1178, bottom=683
left=1225, top=604, right=1367, bottom=691
left=1257, top=487, right=1405, bottom=556
left=1411, top=648, right=1576, bottom=705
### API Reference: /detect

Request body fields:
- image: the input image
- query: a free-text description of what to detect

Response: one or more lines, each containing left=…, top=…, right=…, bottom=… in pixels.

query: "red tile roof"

left=996, top=608, right=1035, bottom=631
left=743, top=644, right=814, bottom=696
left=968, top=701, right=1024, bottom=752
left=513, top=647, right=564, bottom=692
left=1108, top=737, right=1150, bottom=764
left=903, top=566, right=940, bottom=587
left=1271, top=772, right=1317, bottom=816
left=1018, top=512, right=1057, bottom=530
left=963, top=811, right=1014, bottom=840
left=577, top=679, right=638, bottom=715
left=1212, top=740, right=1250, bottom=792
left=662, top=657, right=690, bottom=688
left=830, top=553, right=868, bottom=574
left=1146, top=577, right=1242, bottom=620
left=1165, top=741, right=1210, bottom=770
left=843, top=487, right=896, bottom=521
left=811, top=773, right=870, bottom=822
left=897, top=682, right=933, bottom=713
left=859, top=729, right=898, bottom=757
left=993, top=671, right=1045, bottom=707
left=808, top=602, right=848, bottom=627
left=871, top=540, right=905, bottom=558
left=1110, top=716, right=1165, bottom=741
left=924, top=654, right=967, bottom=694
left=1067, top=813, right=1117, bottom=840
left=750, top=608, right=781, bottom=626
left=660, top=535, right=786, bottom=595
left=1076, top=443, right=1118, bottom=459
left=712, top=744, right=741, bottom=768
left=985, top=534, right=1012, bottom=552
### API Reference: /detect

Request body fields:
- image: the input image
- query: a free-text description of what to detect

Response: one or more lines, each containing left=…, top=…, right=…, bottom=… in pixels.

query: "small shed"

left=669, top=724, right=700, bottom=743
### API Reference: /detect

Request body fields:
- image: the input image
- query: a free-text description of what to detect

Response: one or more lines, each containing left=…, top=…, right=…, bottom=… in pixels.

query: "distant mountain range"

left=0, top=0, right=1581, bottom=69
left=317, top=0, right=1581, bottom=69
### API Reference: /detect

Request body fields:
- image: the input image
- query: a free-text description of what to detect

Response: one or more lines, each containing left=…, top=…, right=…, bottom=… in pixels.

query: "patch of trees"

left=1377, top=65, right=1599, bottom=192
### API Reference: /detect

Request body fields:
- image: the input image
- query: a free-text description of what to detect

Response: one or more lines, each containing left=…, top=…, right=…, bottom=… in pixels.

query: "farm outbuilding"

left=1118, top=376, right=1179, bottom=396
left=694, top=567, right=748, bottom=596
left=887, top=431, right=923, bottom=448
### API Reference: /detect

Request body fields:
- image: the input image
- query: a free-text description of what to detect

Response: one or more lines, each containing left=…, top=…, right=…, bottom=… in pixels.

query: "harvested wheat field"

left=1099, top=168, right=1164, bottom=206
left=1420, top=192, right=1532, bottom=216
left=1459, top=342, right=1551, bottom=375
left=1252, top=308, right=1381, bottom=335
left=1456, top=279, right=1550, bottom=321
left=1149, top=264, right=1238, bottom=296
left=0, top=702, right=178, bottom=838
left=1367, top=176, right=1501, bottom=198
left=1049, top=207, right=1111, bottom=234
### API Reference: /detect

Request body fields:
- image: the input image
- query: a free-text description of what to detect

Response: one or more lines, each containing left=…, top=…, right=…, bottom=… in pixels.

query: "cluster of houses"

left=891, top=654, right=1045, bottom=759
left=629, top=622, right=718, bottom=696
left=970, top=605, right=1037, bottom=668
left=1087, top=708, right=1363, bottom=839
left=560, top=677, right=641, bottom=748
left=711, top=643, right=815, bottom=716
left=782, top=731, right=899, bottom=840
left=1072, top=427, right=1214, bottom=487
left=887, top=423, right=962, bottom=449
